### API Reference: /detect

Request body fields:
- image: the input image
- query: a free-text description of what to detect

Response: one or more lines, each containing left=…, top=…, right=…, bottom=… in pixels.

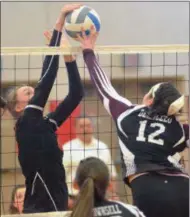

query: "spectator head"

left=75, top=114, right=95, bottom=144
left=9, top=185, right=26, bottom=214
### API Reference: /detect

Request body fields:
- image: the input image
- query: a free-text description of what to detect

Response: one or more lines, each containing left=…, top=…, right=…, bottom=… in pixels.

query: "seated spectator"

left=70, top=157, right=145, bottom=217
left=9, top=185, right=26, bottom=214
left=63, top=115, right=118, bottom=208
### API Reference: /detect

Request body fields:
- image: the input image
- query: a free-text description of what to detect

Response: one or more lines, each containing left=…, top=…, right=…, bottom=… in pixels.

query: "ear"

left=107, top=181, right=113, bottom=191
left=73, top=180, right=79, bottom=190
left=147, top=97, right=154, bottom=106
left=15, top=103, right=22, bottom=113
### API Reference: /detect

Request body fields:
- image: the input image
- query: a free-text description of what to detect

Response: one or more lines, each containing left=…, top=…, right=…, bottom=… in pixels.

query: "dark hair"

left=6, top=85, right=26, bottom=119
left=0, top=96, right=7, bottom=108
left=148, top=82, right=182, bottom=117
left=70, top=157, right=110, bottom=217
left=9, top=184, right=25, bottom=214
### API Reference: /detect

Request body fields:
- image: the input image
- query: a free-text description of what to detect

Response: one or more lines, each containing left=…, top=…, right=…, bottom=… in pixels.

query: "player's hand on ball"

left=44, top=30, right=76, bottom=62
left=61, top=3, right=82, bottom=17
left=77, top=26, right=98, bottom=50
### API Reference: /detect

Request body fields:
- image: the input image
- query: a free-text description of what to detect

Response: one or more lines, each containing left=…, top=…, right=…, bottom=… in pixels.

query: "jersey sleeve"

left=183, top=124, right=189, bottom=147
left=83, top=49, right=133, bottom=120
left=24, top=30, right=62, bottom=116
left=46, top=61, right=84, bottom=129
left=172, top=123, right=189, bottom=154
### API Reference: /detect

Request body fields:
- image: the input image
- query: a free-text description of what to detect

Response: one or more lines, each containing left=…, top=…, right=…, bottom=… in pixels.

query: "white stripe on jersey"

left=31, top=172, right=58, bottom=211
left=25, top=104, right=43, bottom=111
left=48, top=118, right=58, bottom=129
left=173, top=122, right=185, bottom=147
left=93, top=62, right=132, bottom=106
left=117, top=105, right=145, bottom=139
left=118, top=138, right=136, bottom=177
left=38, top=31, right=61, bottom=83
left=112, top=201, right=146, bottom=217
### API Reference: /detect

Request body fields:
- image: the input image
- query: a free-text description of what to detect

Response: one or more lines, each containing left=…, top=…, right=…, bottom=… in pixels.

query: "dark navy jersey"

left=83, top=49, right=189, bottom=182
left=94, top=200, right=145, bottom=217
left=15, top=30, right=84, bottom=213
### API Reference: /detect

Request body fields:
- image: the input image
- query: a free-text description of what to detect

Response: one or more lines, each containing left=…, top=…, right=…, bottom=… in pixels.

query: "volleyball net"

left=1, top=45, right=189, bottom=216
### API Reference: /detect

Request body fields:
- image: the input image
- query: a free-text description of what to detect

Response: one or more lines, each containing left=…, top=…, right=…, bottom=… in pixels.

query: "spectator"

left=63, top=115, right=118, bottom=208
left=9, top=185, right=26, bottom=214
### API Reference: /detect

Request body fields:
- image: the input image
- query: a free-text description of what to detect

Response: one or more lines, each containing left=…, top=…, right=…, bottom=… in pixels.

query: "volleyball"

left=65, top=6, right=101, bottom=40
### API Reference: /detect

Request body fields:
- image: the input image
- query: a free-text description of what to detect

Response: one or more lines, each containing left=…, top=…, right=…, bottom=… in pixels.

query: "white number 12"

left=136, top=120, right=165, bottom=146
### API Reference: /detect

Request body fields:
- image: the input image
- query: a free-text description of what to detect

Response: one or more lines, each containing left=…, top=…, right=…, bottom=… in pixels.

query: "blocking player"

left=77, top=27, right=189, bottom=217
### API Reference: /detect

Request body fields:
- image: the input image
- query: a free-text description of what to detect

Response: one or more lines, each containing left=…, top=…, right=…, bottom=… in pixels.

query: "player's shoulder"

left=110, top=200, right=146, bottom=217
left=124, top=105, right=147, bottom=117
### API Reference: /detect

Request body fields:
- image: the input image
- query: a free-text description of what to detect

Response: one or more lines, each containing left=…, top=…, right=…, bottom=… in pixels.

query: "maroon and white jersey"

left=83, top=49, right=189, bottom=182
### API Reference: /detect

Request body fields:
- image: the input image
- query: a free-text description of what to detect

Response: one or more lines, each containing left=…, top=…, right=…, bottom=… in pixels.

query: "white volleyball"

left=65, top=6, right=101, bottom=40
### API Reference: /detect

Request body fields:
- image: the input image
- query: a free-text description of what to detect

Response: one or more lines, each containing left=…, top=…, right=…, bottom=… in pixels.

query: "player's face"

left=1, top=108, right=4, bottom=117
left=76, top=118, right=94, bottom=142
left=15, top=86, right=34, bottom=112
left=142, top=93, right=154, bottom=106
left=13, top=187, right=26, bottom=213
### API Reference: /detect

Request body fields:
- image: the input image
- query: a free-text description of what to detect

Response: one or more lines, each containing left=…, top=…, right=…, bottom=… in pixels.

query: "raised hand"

left=61, top=3, right=82, bottom=17
left=44, top=30, right=75, bottom=62
left=77, top=26, right=98, bottom=50
left=55, top=4, right=82, bottom=32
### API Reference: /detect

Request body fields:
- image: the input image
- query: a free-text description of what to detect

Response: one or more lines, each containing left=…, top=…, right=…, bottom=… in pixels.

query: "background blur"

left=1, top=1, right=189, bottom=214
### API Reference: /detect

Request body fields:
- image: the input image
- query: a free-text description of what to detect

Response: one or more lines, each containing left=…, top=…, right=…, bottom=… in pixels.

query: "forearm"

left=54, top=12, right=65, bottom=32
left=48, top=61, right=84, bottom=127
left=27, top=30, right=62, bottom=109
left=83, top=49, right=132, bottom=119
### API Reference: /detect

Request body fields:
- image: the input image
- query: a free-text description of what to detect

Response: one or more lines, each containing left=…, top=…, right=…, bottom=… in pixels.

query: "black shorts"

left=130, top=172, right=189, bottom=217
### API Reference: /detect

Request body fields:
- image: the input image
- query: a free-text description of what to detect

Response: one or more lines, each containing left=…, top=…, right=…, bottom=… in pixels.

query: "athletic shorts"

left=130, top=172, right=189, bottom=217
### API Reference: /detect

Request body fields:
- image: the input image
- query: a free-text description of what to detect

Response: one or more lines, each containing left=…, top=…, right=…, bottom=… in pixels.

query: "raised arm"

left=24, top=4, right=82, bottom=116
left=83, top=49, right=132, bottom=120
left=171, top=123, right=189, bottom=154
left=47, top=60, right=84, bottom=128
left=78, top=28, right=133, bottom=120
left=24, top=19, right=63, bottom=114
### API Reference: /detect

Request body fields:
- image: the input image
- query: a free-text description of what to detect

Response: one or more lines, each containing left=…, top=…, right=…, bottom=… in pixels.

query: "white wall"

left=1, top=1, right=189, bottom=46
left=1, top=1, right=189, bottom=99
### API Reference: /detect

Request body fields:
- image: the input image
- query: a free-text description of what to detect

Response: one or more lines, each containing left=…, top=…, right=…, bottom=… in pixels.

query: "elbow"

left=73, top=84, right=84, bottom=102
left=75, top=88, right=84, bottom=104
left=69, top=88, right=84, bottom=107
left=79, top=86, right=85, bottom=100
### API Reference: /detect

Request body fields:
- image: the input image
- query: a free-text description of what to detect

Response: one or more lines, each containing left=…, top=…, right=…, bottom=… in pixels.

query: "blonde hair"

left=70, top=157, right=109, bottom=217
left=6, top=85, right=26, bottom=119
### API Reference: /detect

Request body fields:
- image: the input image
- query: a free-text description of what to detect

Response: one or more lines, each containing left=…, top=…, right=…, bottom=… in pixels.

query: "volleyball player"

left=5, top=4, right=84, bottom=213
left=77, top=27, right=189, bottom=217
left=70, top=157, right=145, bottom=217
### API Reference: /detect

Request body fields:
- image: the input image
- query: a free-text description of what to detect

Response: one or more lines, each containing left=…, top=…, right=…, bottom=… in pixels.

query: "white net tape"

left=1, top=44, right=189, bottom=56
left=2, top=211, right=71, bottom=217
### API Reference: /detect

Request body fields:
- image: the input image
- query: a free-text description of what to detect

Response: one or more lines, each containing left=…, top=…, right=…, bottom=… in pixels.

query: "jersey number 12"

left=136, top=120, right=166, bottom=145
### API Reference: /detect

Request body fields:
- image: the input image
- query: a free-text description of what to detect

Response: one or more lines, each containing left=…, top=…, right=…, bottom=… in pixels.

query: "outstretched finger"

left=44, top=31, right=52, bottom=41
left=81, top=27, right=87, bottom=39
left=92, top=32, right=99, bottom=43
left=76, top=33, right=83, bottom=42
